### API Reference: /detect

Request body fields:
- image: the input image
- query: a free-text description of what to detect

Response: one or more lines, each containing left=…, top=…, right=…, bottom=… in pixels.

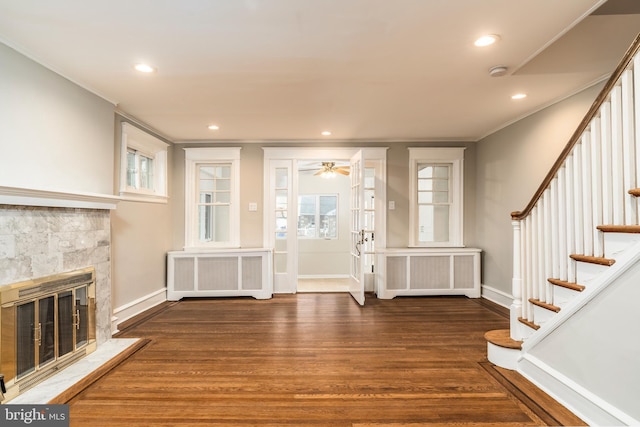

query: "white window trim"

left=409, top=147, right=465, bottom=247
left=184, top=147, right=241, bottom=249
left=120, top=123, right=169, bottom=203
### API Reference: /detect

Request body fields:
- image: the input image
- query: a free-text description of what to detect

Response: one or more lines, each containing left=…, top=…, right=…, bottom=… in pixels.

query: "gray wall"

left=475, top=83, right=605, bottom=296
left=0, top=43, right=114, bottom=194
left=111, top=116, right=174, bottom=320
left=170, top=141, right=477, bottom=253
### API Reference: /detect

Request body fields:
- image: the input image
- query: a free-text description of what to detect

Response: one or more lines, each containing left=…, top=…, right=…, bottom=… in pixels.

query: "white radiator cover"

left=167, top=249, right=273, bottom=300
left=376, top=248, right=481, bottom=299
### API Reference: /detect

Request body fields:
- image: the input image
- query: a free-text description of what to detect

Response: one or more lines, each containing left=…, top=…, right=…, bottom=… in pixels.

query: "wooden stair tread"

left=628, top=188, right=640, bottom=197
left=518, top=317, right=541, bottom=330
left=484, top=329, right=522, bottom=350
left=569, top=254, right=615, bottom=266
left=547, top=278, right=586, bottom=292
left=597, top=224, right=640, bottom=233
left=529, top=298, right=561, bottom=313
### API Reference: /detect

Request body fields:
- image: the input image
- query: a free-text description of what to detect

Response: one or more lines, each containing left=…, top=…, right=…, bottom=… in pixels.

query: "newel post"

left=510, top=218, right=523, bottom=340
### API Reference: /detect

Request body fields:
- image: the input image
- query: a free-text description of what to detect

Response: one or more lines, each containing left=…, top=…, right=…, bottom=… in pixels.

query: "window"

left=120, top=123, right=168, bottom=201
left=184, top=148, right=240, bottom=248
left=298, top=194, right=338, bottom=239
left=409, top=148, right=465, bottom=247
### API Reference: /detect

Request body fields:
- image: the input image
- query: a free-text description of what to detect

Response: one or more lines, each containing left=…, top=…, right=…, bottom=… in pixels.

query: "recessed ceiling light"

left=321, top=131, right=332, bottom=136
left=511, top=93, right=527, bottom=100
left=208, top=124, right=220, bottom=130
left=134, top=63, right=156, bottom=73
left=474, top=34, right=500, bottom=47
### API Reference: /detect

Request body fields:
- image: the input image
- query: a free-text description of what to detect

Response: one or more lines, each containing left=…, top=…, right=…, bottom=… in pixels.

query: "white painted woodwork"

left=167, top=249, right=273, bottom=300
left=377, top=248, right=481, bottom=300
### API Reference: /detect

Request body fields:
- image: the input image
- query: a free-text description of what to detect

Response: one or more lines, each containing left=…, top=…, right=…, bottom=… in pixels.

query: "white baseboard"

left=519, top=354, right=639, bottom=426
left=111, top=288, right=167, bottom=334
left=481, top=285, right=512, bottom=308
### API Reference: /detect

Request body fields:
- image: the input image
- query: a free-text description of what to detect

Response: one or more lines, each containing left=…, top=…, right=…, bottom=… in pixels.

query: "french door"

left=349, top=150, right=365, bottom=305
left=264, top=148, right=386, bottom=297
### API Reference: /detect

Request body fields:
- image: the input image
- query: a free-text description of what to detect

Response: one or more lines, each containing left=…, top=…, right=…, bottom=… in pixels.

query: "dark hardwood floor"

left=67, top=294, right=584, bottom=426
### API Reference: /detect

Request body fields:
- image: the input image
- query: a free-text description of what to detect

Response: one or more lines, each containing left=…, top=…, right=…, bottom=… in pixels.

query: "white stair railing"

left=510, top=34, right=640, bottom=340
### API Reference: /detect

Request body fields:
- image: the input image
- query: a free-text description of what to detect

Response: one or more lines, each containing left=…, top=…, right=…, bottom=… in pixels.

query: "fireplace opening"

left=1, top=267, right=96, bottom=402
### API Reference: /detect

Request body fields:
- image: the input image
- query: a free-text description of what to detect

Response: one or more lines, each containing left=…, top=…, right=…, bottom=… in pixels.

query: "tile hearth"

left=8, top=338, right=141, bottom=405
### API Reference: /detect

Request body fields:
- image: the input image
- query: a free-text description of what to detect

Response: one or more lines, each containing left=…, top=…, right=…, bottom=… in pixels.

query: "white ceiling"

left=1, top=0, right=639, bottom=142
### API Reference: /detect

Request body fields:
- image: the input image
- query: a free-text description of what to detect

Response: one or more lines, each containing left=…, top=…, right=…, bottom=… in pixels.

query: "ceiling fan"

left=313, top=161, right=350, bottom=178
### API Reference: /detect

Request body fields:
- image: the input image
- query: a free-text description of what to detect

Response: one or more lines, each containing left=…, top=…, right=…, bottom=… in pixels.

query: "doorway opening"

left=263, top=147, right=387, bottom=304
left=297, top=160, right=351, bottom=293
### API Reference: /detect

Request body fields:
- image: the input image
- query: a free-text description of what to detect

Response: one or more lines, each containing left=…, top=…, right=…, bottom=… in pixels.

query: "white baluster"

left=591, top=118, right=604, bottom=257
left=525, top=215, right=533, bottom=322
left=543, top=189, right=552, bottom=290
left=611, top=84, right=625, bottom=225
left=634, top=53, right=640, bottom=223
left=565, top=157, right=576, bottom=284
left=573, top=143, right=584, bottom=259
left=511, top=219, right=523, bottom=341
left=582, top=132, right=594, bottom=255
left=550, top=179, right=559, bottom=284
left=621, top=69, right=637, bottom=225
left=600, top=101, right=613, bottom=226
left=537, top=202, right=546, bottom=304
left=530, top=207, right=539, bottom=305
left=557, top=167, right=568, bottom=290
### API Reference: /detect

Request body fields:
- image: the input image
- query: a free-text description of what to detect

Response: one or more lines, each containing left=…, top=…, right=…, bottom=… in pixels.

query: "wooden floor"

left=68, top=294, right=584, bottom=426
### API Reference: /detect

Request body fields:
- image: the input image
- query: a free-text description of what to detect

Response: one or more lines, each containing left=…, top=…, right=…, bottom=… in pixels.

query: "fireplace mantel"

left=0, top=186, right=120, bottom=210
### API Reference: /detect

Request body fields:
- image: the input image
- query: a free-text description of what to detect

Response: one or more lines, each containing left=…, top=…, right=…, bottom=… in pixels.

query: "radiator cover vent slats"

left=167, top=250, right=273, bottom=300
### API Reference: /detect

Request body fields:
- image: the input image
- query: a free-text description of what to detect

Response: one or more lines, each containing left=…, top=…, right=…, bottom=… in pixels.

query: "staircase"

left=485, top=33, right=640, bottom=425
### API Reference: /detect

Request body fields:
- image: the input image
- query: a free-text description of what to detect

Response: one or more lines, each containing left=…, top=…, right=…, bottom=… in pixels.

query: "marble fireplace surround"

left=0, top=187, right=134, bottom=403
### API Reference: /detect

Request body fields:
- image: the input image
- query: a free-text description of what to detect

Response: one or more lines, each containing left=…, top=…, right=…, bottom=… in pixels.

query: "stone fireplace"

left=0, top=204, right=112, bottom=402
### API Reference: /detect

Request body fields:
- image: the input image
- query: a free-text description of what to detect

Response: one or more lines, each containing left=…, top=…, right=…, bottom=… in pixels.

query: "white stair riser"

left=603, top=232, right=640, bottom=259
left=552, top=285, right=581, bottom=308
left=487, top=342, right=520, bottom=370
left=575, top=262, right=609, bottom=284
left=532, top=303, right=556, bottom=325
left=518, top=321, right=537, bottom=339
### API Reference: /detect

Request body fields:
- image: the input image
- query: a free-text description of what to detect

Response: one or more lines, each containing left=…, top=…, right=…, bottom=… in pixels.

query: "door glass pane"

left=275, top=168, right=288, bottom=188
left=58, top=291, right=74, bottom=357
left=38, top=296, right=55, bottom=367
left=17, top=302, right=35, bottom=378
left=76, top=286, right=88, bottom=348
left=275, top=253, right=287, bottom=273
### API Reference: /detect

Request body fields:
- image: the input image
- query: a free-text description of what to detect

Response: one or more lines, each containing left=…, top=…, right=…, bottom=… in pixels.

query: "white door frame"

left=263, top=147, right=387, bottom=294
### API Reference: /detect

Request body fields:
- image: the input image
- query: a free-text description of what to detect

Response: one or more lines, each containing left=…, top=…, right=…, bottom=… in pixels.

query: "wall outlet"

left=389, top=201, right=395, bottom=210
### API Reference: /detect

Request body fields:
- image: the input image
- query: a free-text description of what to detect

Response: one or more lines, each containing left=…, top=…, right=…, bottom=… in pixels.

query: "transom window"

left=409, top=148, right=464, bottom=247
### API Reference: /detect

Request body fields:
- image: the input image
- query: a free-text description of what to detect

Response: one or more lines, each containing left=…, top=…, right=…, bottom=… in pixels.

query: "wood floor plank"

left=67, top=294, right=580, bottom=426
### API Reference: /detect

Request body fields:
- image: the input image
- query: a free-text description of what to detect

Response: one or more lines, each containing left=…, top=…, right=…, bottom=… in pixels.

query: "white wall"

left=0, top=42, right=115, bottom=195
left=475, top=83, right=605, bottom=297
